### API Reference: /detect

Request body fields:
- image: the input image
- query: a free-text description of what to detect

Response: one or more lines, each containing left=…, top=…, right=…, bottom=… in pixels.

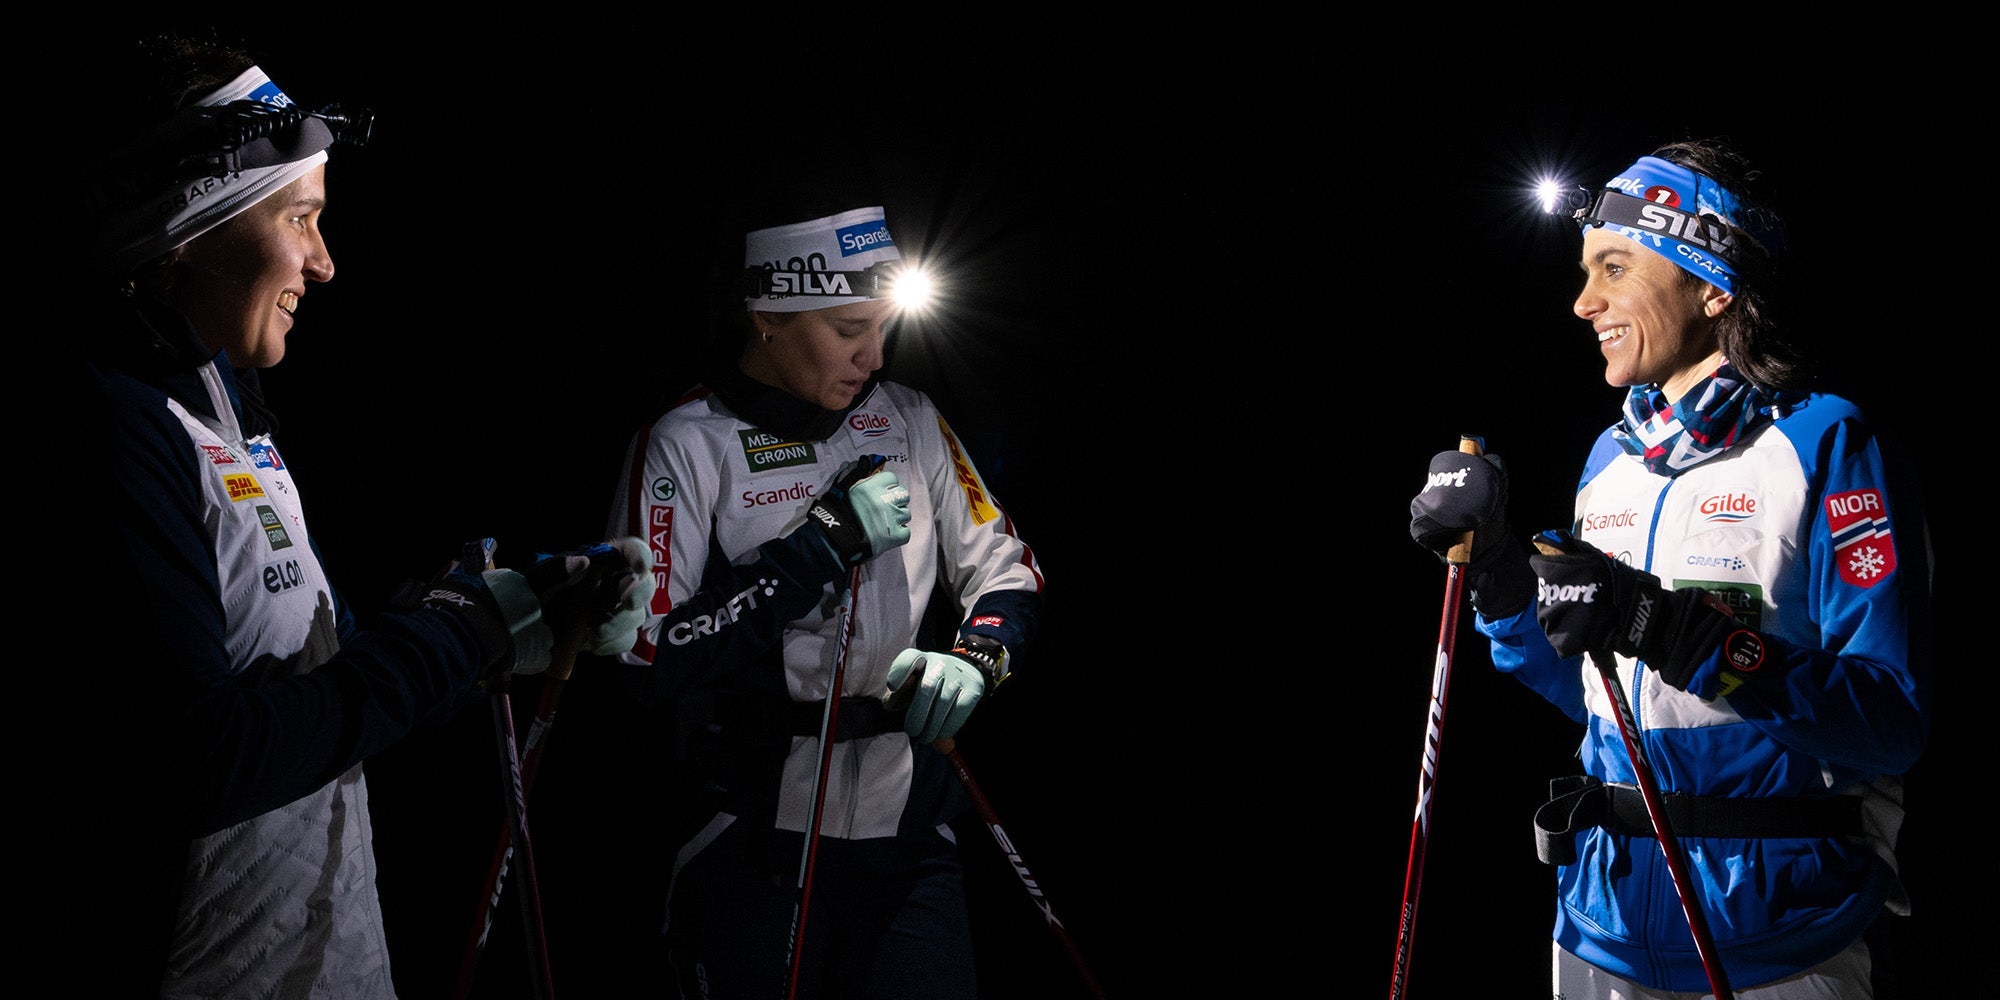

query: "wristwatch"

left=951, top=634, right=1011, bottom=688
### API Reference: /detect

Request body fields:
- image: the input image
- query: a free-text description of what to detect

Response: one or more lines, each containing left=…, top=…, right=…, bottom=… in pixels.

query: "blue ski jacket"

left=1479, top=390, right=1931, bottom=991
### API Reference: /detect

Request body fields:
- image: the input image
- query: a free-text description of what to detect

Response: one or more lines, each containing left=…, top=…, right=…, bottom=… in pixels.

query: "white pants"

left=1553, top=937, right=1872, bottom=999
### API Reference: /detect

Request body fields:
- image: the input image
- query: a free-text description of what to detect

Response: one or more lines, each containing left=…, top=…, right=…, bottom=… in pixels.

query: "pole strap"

left=1534, top=774, right=1865, bottom=866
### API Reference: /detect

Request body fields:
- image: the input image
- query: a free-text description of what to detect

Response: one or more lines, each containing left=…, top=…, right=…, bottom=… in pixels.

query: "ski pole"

left=1583, top=647, right=1734, bottom=998
left=452, top=635, right=582, bottom=1000
left=784, top=563, right=863, bottom=1000
left=1388, top=434, right=1482, bottom=1000
left=935, top=736, right=1109, bottom=999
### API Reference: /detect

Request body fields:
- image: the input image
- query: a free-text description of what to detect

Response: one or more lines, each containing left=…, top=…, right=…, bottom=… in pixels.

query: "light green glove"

left=802, top=456, right=912, bottom=566
left=886, top=648, right=986, bottom=744
left=589, top=536, right=655, bottom=658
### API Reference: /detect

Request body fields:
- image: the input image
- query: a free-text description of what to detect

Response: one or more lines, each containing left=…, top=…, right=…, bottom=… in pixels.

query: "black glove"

left=1527, top=529, right=1767, bottom=693
left=1409, top=448, right=1534, bottom=617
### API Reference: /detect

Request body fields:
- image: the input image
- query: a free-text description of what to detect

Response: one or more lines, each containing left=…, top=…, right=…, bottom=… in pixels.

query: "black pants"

left=664, top=814, right=975, bottom=1000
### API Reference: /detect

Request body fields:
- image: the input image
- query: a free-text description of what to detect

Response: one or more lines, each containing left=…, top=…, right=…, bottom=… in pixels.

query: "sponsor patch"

left=257, top=505, right=294, bottom=550
left=247, top=442, right=284, bottom=471
left=939, top=416, right=998, bottom=526
left=223, top=473, right=265, bottom=503
left=648, top=504, right=674, bottom=614
left=261, top=558, right=306, bottom=594
left=1825, top=489, right=1896, bottom=588
left=739, top=430, right=817, bottom=472
left=847, top=409, right=894, bottom=445
left=1696, top=490, right=1758, bottom=523
left=652, top=476, right=677, bottom=502
left=971, top=615, right=1004, bottom=629
left=1676, top=579, right=1763, bottom=632
left=200, top=444, right=238, bottom=466
left=835, top=218, right=894, bottom=256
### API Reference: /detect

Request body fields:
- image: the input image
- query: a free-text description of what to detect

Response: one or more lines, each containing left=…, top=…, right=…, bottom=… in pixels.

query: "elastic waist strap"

left=785, top=696, right=905, bottom=742
left=1534, top=774, right=1865, bottom=866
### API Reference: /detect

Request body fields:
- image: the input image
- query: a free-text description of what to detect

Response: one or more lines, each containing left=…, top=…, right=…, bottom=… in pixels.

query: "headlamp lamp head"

left=1540, top=155, right=1767, bottom=296
left=180, top=98, right=375, bottom=181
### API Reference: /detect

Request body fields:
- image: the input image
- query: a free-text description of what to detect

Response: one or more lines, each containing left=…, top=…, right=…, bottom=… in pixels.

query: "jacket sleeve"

left=603, top=417, right=849, bottom=705
left=1478, top=607, right=1589, bottom=724
left=1690, top=414, right=1932, bottom=775
left=81, top=366, right=491, bottom=837
left=919, top=407, right=1045, bottom=665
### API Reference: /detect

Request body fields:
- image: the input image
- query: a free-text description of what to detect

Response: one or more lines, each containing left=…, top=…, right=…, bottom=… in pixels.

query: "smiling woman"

left=164, top=166, right=334, bottom=368
left=1408, top=138, right=1933, bottom=999
left=35, top=31, right=652, bottom=999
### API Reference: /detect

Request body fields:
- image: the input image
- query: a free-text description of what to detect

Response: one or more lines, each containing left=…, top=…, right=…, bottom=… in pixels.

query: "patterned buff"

left=1612, top=362, right=1788, bottom=476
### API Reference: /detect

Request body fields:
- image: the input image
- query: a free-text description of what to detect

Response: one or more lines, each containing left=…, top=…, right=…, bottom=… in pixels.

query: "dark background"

left=46, top=14, right=1980, bottom=998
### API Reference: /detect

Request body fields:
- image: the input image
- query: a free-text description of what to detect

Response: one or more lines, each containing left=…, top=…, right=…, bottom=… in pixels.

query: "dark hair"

left=1651, top=138, right=1812, bottom=394
left=75, top=32, right=261, bottom=295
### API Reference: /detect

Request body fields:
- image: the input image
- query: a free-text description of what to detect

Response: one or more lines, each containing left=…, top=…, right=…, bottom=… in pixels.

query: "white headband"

left=90, top=66, right=329, bottom=274
left=743, top=205, right=901, bottom=313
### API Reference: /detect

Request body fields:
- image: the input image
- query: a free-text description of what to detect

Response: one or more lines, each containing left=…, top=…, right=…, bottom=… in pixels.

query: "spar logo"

left=1698, top=491, right=1758, bottom=524
left=652, top=477, right=677, bottom=502
left=648, top=505, right=673, bottom=614
left=739, top=430, right=816, bottom=471
left=1825, top=489, right=1896, bottom=588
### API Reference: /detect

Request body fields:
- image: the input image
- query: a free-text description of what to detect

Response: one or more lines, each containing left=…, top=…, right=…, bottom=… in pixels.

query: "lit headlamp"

left=1539, top=156, right=1759, bottom=295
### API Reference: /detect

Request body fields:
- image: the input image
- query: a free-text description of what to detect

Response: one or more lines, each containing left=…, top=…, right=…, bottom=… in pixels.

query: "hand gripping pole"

left=1388, top=435, right=1481, bottom=1000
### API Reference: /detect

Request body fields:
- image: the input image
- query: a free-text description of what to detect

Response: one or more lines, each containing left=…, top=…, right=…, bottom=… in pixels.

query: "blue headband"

left=1576, top=156, right=1751, bottom=295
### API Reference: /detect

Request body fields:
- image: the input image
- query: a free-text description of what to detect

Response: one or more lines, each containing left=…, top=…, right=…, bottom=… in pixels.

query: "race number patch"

left=1825, top=489, right=1896, bottom=588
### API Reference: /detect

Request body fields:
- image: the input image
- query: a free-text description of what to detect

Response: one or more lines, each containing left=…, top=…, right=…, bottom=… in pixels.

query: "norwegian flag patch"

left=1825, top=489, right=1896, bottom=588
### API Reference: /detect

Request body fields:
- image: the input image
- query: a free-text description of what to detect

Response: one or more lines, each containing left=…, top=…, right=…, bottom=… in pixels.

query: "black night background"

left=33, top=13, right=1981, bottom=998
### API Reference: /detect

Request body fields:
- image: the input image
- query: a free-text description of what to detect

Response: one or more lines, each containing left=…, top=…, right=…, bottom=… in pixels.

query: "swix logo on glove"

left=1424, top=466, right=1470, bottom=491
left=1539, top=580, right=1600, bottom=604
left=1825, top=488, right=1896, bottom=588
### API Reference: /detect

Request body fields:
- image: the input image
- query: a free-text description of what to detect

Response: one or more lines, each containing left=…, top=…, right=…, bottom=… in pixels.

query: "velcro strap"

left=786, top=697, right=905, bottom=742
left=1534, top=774, right=1865, bottom=866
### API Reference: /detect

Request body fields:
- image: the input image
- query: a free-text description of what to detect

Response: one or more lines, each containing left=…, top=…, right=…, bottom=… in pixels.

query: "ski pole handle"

left=1445, top=435, right=1483, bottom=565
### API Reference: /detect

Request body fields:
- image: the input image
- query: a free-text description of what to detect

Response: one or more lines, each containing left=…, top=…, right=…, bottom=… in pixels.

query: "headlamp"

left=1568, top=188, right=1740, bottom=269
left=181, top=99, right=376, bottom=180
left=742, top=260, right=908, bottom=303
